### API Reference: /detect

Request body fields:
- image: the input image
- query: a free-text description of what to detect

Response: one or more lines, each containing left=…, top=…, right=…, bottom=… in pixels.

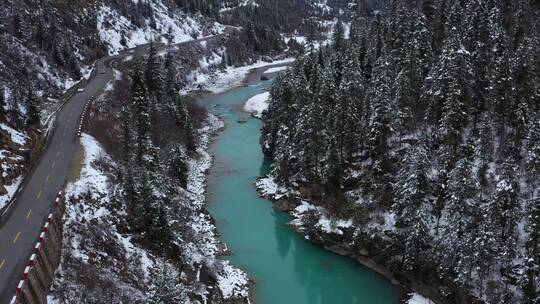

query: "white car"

left=77, top=88, right=85, bottom=93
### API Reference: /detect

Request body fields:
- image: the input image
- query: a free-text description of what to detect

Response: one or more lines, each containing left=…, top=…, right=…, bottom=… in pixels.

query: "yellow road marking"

left=45, top=175, right=50, bottom=183
left=52, top=162, right=56, bottom=168
left=0, top=259, right=5, bottom=270
left=36, top=190, right=42, bottom=199
left=12, top=232, right=20, bottom=244
left=26, top=209, right=32, bottom=219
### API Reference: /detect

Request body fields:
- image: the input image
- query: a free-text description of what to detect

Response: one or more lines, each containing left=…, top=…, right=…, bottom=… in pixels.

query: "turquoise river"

left=203, top=75, right=402, bottom=304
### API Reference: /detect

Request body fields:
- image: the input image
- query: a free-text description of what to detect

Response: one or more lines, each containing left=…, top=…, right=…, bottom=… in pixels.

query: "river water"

left=203, top=77, right=402, bottom=304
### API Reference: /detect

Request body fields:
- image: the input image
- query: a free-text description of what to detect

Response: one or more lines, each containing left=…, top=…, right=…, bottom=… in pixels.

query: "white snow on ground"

left=62, top=66, right=95, bottom=93
left=0, top=176, right=22, bottom=210
left=66, top=134, right=110, bottom=199
left=189, top=58, right=296, bottom=94
left=104, top=81, right=114, bottom=92
left=183, top=113, right=250, bottom=299
left=113, top=69, right=122, bottom=80
left=256, top=176, right=279, bottom=196
left=0, top=123, right=27, bottom=209
left=243, top=91, right=270, bottom=118
left=216, top=262, right=250, bottom=299
left=263, top=66, right=289, bottom=74
left=0, top=123, right=28, bottom=145
left=55, top=134, right=150, bottom=302
left=97, top=2, right=224, bottom=55
left=256, top=176, right=288, bottom=200
left=407, top=293, right=435, bottom=304
left=291, top=201, right=353, bottom=235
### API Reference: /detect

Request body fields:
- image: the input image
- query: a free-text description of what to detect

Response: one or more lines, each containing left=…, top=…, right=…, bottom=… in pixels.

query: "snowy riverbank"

left=255, top=175, right=443, bottom=304
left=243, top=92, right=270, bottom=118
left=187, top=58, right=296, bottom=95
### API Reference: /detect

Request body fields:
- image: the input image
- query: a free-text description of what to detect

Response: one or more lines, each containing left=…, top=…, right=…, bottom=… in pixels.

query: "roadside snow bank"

left=243, top=92, right=270, bottom=118
left=0, top=176, right=22, bottom=209
left=66, top=134, right=110, bottom=200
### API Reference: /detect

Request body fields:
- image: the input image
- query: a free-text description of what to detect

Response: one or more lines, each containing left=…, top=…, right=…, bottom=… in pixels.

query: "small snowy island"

left=243, top=91, right=270, bottom=118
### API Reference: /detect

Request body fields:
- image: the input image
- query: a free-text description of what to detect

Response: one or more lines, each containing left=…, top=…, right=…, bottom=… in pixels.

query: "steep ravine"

left=201, top=70, right=403, bottom=304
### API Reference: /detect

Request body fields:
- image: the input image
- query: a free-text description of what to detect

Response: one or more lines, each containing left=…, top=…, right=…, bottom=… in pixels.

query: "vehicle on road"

left=77, top=88, right=84, bottom=93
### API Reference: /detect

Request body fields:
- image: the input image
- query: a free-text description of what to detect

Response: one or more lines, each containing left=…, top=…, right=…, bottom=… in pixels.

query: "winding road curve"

left=0, top=33, right=224, bottom=302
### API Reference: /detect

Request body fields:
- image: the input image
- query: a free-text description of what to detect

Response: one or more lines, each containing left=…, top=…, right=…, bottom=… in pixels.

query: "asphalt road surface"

left=0, top=33, right=224, bottom=302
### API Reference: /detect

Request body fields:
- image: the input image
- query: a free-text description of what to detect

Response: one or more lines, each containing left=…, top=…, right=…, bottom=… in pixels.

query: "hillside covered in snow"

left=260, top=0, right=540, bottom=303
left=0, top=0, right=223, bottom=211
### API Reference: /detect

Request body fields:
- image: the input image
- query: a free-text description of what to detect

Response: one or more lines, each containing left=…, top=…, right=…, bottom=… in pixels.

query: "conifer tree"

left=0, top=84, right=5, bottom=119
left=526, top=117, right=540, bottom=183
left=523, top=198, right=540, bottom=302
left=393, top=139, right=430, bottom=227
left=443, top=140, right=479, bottom=238
left=121, top=104, right=132, bottom=164
left=168, top=145, right=189, bottom=188
left=148, top=264, right=185, bottom=304
left=25, top=87, right=40, bottom=127
left=131, top=67, right=152, bottom=165
left=423, top=9, right=471, bottom=150
left=145, top=41, right=163, bottom=104
left=367, top=56, right=395, bottom=188
left=139, top=172, right=156, bottom=235
left=332, top=21, right=345, bottom=52
left=403, top=209, right=430, bottom=272
left=124, top=167, right=138, bottom=230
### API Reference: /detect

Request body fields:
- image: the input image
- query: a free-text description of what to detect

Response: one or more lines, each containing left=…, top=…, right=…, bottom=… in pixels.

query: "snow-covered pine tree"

left=366, top=55, right=396, bottom=199
left=131, top=67, right=154, bottom=166
left=25, top=86, right=40, bottom=127
left=0, top=84, right=5, bottom=119
left=332, top=20, right=345, bottom=52
left=145, top=41, right=163, bottom=105
left=148, top=264, right=186, bottom=304
left=523, top=197, right=540, bottom=302
left=424, top=1, right=471, bottom=151
left=168, top=145, right=189, bottom=188
left=121, top=104, right=132, bottom=164
left=393, top=138, right=430, bottom=227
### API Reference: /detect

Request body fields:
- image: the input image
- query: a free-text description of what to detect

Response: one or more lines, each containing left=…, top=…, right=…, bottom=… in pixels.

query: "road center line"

left=26, top=209, right=32, bottom=219
left=45, top=175, right=50, bottom=183
left=52, top=162, right=56, bottom=168
left=36, top=190, right=42, bottom=199
left=12, top=232, right=21, bottom=244
left=57, top=151, right=60, bottom=157
left=0, top=259, right=5, bottom=270
left=60, top=141, right=64, bottom=146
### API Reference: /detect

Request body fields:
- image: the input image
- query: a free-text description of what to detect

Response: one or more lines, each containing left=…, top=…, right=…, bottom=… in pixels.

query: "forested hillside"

left=261, top=0, right=540, bottom=302
left=49, top=34, right=256, bottom=302
left=0, top=0, right=223, bottom=210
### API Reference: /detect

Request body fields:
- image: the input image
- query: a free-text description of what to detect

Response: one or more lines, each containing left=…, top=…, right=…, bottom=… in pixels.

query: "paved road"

left=0, top=33, right=225, bottom=302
